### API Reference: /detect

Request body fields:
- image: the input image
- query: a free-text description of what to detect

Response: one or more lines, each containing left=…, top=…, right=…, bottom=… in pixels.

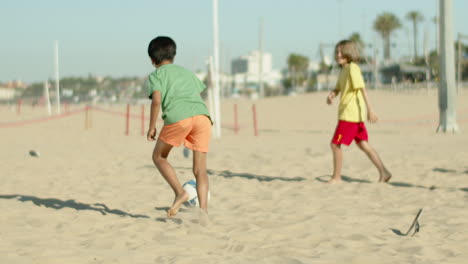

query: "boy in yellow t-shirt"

left=326, top=40, right=391, bottom=184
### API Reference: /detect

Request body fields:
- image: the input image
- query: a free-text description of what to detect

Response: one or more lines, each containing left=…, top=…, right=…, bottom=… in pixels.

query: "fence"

left=1, top=102, right=262, bottom=136
left=3, top=99, right=467, bottom=135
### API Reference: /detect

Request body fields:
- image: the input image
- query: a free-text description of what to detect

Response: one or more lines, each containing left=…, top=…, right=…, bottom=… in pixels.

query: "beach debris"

left=29, top=150, right=40, bottom=157
left=405, top=208, right=423, bottom=236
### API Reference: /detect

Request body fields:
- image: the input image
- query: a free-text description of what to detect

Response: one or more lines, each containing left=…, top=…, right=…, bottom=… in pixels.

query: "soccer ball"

left=182, top=179, right=210, bottom=207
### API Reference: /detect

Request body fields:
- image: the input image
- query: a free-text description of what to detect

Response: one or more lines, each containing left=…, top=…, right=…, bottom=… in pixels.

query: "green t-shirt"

left=147, top=64, right=211, bottom=125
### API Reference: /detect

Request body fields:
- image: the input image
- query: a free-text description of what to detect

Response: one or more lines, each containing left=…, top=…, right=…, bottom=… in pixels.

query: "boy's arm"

left=361, top=87, right=378, bottom=123
left=326, top=88, right=340, bottom=105
left=147, top=91, right=161, bottom=141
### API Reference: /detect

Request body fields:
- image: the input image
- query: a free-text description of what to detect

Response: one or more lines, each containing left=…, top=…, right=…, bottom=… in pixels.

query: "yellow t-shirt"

left=335, top=62, right=367, bottom=123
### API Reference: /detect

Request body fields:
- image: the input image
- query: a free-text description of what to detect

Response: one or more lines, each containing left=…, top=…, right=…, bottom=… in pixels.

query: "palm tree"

left=287, top=53, right=309, bottom=92
left=406, top=11, right=424, bottom=60
left=373, top=12, right=402, bottom=61
left=432, top=16, right=439, bottom=54
left=349, top=32, right=365, bottom=59
left=349, top=33, right=364, bottom=50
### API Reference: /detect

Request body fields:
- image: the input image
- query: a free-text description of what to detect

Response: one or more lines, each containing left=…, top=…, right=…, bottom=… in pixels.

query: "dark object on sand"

left=405, top=208, right=423, bottom=236
left=29, top=150, right=40, bottom=157
left=183, top=147, right=190, bottom=158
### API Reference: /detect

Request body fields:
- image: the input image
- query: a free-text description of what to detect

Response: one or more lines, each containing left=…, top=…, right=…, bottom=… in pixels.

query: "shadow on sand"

left=390, top=228, right=406, bottom=236
left=155, top=217, right=183, bottom=224
left=315, top=175, right=372, bottom=184
left=0, top=194, right=150, bottom=218
left=171, top=166, right=306, bottom=182
left=212, top=169, right=306, bottom=182
left=433, top=167, right=468, bottom=175
left=432, top=167, right=458, bottom=173
left=155, top=206, right=189, bottom=213
left=316, top=175, right=468, bottom=193
left=432, top=167, right=468, bottom=192
left=153, top=165, right=468, bottom=192
left=317, top=174, right=436, bottom=189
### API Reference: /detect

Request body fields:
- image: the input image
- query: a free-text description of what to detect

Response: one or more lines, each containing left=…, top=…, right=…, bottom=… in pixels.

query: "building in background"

left=0, top=80, right=27, bottom=101
left=0, top=86, right=16, bottom=101
left=231, top=51, right=282, bottom=96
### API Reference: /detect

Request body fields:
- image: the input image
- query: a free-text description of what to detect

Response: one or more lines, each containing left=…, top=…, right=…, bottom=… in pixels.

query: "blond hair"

left=335, top=40, right=360, bottom=63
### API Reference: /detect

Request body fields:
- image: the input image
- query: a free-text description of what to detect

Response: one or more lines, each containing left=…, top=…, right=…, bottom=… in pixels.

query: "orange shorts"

left=159, top=115, right=212, bottom=152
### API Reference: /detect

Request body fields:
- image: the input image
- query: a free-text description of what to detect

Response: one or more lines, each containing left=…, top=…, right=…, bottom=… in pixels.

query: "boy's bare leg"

left=356, top=140, right=392, bottom=182
left=328, top=143, right=343, bottom=184
left=192, top=150, right=209, bottom=213
left=152, top=139, right=188, bottom=217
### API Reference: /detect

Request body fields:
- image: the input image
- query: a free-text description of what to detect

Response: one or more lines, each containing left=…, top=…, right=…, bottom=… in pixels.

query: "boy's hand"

left=327, top=92, right=336, bottom=105
left=368, top=111, right=378, bottom=123
left=147, top=127, right=157, bottom=141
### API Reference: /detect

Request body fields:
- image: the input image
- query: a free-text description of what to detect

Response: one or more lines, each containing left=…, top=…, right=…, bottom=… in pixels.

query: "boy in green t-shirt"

left=146, top=36, right=212, bottom=217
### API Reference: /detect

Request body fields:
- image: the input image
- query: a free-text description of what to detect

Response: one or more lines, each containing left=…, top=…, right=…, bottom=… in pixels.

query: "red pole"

left=234, top=104, right=239, bottom=135
left=85, top=105, right=89, bottom=129
left=89, top=105, right=92, bottom=129
left=252, top=104, right=258, bottom=136
left=17, top=99, right=22, bottom=115
left=141, top=104, right=145, bottom=136
left=126, top=104, right=130, bottom=136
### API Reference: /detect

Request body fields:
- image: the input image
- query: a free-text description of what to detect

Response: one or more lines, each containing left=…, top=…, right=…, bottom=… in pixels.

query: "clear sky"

left=1, top=0, right=467, bottom=83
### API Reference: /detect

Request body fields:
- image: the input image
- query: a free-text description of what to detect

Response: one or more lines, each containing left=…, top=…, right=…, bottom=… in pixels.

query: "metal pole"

left=259, top=17, right=264, bottom=98
left=337, top=0, right=344, bottom=38
left=234, top=104, right=239, bottom=135
left=44, top=80, right=52, bottom=116
left=457, top=33, right=462, bottom=91
left=207, top=56, right=216, bottom=134
left=373, top=35, right=380, bottom=89
left=424, top=27, right=431, bottom=84
left=435, top=0, right=440, bottom=54
left=212, top=0, right=221, bottom=138
left=54, top=41, right=61, bottom=114
left=141, top=105, right=145, bottom=136
left=437, top=0, right=458, bottom=132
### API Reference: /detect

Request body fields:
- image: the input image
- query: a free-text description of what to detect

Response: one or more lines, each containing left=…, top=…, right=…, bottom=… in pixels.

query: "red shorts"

left=331, top=120, right=368, bottom=146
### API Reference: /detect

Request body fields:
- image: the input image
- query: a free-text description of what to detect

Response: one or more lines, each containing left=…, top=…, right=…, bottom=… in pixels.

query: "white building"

left=231, top=51, right=282, bottom=95
left=0, top=86, right=16, bottom=101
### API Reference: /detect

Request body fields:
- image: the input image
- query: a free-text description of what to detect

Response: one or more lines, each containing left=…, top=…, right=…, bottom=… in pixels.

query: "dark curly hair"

left=148, top=36, right=176, bottom=64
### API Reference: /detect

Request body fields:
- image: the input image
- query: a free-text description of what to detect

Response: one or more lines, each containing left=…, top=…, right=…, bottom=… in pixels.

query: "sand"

left=1, top=89, right=468, bottom=263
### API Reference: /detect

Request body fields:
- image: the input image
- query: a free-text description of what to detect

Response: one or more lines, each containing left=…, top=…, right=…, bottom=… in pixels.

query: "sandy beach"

left=1, top=89, right=468, bottom=263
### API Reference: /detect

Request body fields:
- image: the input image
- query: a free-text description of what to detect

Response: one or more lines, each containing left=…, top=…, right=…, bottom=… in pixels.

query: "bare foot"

left=379, top=169, right=392, bottom=183
left=327, top=177, right=342, bottom=184
left=198, top=209, right=211, bottom=227
left=167, top=191, right=189, bottom=217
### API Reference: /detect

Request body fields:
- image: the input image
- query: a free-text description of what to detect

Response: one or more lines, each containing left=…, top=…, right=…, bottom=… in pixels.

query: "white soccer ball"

left=182, top=179, right=210, bottom=207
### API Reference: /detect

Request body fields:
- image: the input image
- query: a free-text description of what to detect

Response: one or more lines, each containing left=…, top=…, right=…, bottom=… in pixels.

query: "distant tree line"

left=20, top=75, right=147, bottom=103
left=16, top=9, right=468, bottom=100
left=284, top=9, right=468, bottom=92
